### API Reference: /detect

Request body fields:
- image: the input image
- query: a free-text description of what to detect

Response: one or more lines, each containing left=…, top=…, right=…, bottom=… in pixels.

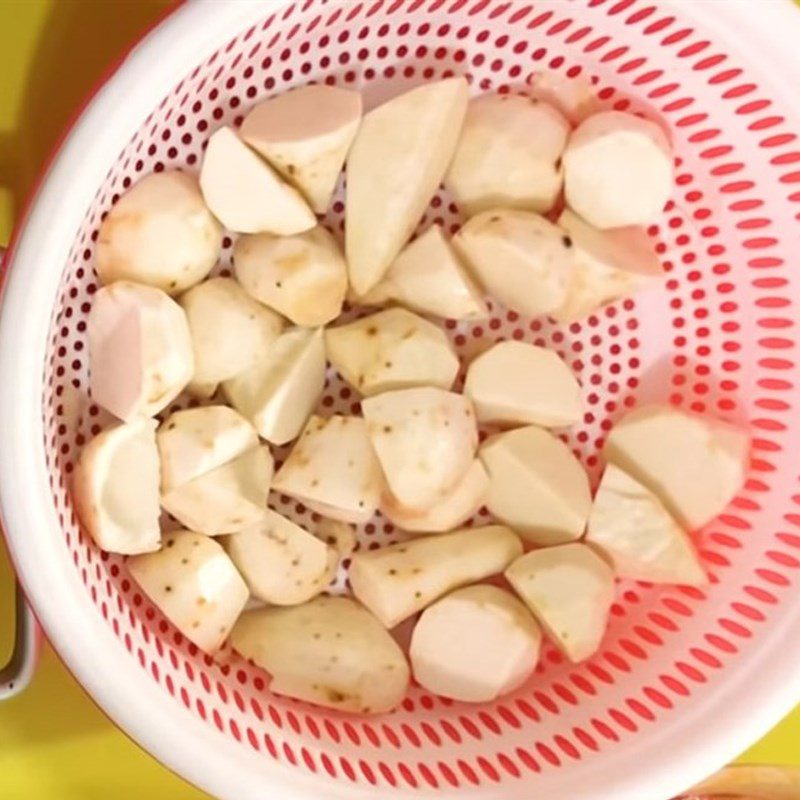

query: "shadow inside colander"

left=0, top=0, right=172, bottom=237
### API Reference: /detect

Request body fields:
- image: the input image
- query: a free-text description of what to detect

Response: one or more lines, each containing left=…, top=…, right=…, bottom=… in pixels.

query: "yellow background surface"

left=0, top=1, right=797, bottom=798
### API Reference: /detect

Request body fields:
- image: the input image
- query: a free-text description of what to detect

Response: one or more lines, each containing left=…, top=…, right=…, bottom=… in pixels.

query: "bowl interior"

left=39, top=0, right=800, bottom=793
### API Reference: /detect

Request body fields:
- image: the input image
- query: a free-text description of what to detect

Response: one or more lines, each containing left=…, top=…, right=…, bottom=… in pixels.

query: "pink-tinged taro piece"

left=88, top=281, right=194, bottom=421
left=241, top=84, right=362, bottom=214
left=527, top=71, right=598, bottom=125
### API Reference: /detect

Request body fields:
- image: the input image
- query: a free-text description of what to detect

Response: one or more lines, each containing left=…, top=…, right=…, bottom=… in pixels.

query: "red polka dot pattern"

left=39, top=0, right=800, bottom=791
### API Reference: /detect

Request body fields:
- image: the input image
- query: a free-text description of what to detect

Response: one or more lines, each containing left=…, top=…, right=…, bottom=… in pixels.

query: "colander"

left=2, top=1, right=800, bottom=799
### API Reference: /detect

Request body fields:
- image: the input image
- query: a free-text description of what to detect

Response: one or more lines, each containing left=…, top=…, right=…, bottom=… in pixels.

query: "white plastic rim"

left=0, top=248, right=39, bottom=701
left=1, top=2, right=800, bottom=799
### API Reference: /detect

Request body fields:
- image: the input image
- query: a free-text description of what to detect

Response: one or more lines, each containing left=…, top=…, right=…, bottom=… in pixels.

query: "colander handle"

left=0, top=582, right=39, bottom=700
left=0, top=246, right=40, bottom=699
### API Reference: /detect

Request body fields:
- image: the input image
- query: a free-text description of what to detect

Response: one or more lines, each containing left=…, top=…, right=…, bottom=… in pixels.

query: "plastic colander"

left=2, top=1, right=800, bottom=799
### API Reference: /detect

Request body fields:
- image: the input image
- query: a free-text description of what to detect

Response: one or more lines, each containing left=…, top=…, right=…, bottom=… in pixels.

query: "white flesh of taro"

left=563, top=111, right=673, bottom=229
left=348, top=525, right=523, bottom=628
left=346, top=78, right=469, bottom=295
left=272, top=415, right=383, bottom=524
left=129, top=530, right=249, bottom=654
left=222, top=327, right=325, bottom=445
left=453, top=209, right=575, bottom=319
left=230, top=596, right=409, bottom=713
left=446, top=94, right=570, bottom=216
left=553, top=209, right=664, bottom=323
left=587, top=465, right=707, bottom=585
left=464, top=340, right=583, bottom=427
left=199, top=126, right=316, bottom=235
left=358, top=225, right=487, bottom=320
left=325, top=308, right=459, bottom=396
left=156, top=405, right=258, bottom=493
left=480, top=425, right=591, bottom=545
left=179, top=277, right=284, bottom=384
left=505, top=543, right=615, bottom=663
left=380, top=459, right=489, bottom=534
left=96, top=170, right=222, bottom=295
left=604, top=404, right=750, bottom=530
left=234, top=226, right=347, bottom=327
left=362, top=387, right=478, bottom=511
left=410, top=585, right=542, bottom=702
left=73, top=418, right=160, bottom=555
left=161, top=445, right=273, bottom=536
left=224, top=509, right=336, bottom=605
